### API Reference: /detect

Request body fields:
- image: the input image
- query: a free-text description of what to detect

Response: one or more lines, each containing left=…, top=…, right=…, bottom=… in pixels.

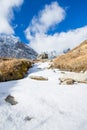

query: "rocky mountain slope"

left=0, top=35, right=38, bottom=59
left=52, top=40, right=87, bottom=72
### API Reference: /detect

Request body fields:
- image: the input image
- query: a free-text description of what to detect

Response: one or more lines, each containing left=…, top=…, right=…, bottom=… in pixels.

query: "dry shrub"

left=0, top=58, right=32, bottom=82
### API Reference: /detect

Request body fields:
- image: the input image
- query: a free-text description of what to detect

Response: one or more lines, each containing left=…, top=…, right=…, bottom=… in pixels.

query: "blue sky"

left=13, top=0, right=87, bottom=43
left=0, top=0, right=87, bottom=53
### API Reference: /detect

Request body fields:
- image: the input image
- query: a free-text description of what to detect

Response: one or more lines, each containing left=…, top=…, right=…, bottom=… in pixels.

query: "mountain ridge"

left=0, top=35, right=38, bottom=59
left=52, top=40, right=87, bottom=72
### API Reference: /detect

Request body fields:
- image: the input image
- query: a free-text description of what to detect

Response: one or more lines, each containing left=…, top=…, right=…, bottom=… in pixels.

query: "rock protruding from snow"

left=0, top=35, right=38, bottom=59
left=24, top=116, right=33, bottom=121
left=59, top=78, right=75, bottom=85
left=61, top=71, right=87, bottom=84
left=5, top=95, right=18, bottom=105
left=29, top=75, right=48, bottom=81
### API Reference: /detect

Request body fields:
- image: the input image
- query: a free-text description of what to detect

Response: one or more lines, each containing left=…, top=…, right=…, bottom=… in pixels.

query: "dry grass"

left=52, top=40, right=87, bottom=72
left=0, top=58, right=32, bottom=82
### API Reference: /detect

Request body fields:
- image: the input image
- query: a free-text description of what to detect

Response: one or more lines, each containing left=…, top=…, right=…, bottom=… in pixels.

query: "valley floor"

left=0, top=62, right=87, bottom=130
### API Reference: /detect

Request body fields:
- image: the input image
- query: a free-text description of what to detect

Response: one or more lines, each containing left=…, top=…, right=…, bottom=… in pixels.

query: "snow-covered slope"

left=0, top=62, right=87, bottom=130
left=0, top=35, right=38, bottom=59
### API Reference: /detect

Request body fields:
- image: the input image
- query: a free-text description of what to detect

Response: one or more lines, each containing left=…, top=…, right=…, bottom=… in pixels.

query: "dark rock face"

left=0, top=35, right=38, bottom=59
left=37, top=53, right=48, bottom=59
left=5, top=95, right=18, bottom=105
left=63, top=48, right=70, bottom=54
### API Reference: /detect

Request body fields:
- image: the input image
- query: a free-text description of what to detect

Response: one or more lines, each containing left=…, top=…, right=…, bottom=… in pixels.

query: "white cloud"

left=28, top=26, right=87, bottom=54
left=25, top=2, right=65, bottom=40
left=0, top=0, right=23, bottom=34
left=25, top=2, right=87, bottom=54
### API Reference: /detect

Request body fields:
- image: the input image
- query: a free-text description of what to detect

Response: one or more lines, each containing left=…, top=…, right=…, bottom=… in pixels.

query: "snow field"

left=0, top=62, right=87, bottom=130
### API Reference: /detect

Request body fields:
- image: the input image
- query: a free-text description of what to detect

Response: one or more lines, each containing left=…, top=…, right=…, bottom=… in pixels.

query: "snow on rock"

left=0, top=62, right=87, bottom=130
left=0, top=34, right=38, bottom=59
left=61, top=71, right=87, bottom=83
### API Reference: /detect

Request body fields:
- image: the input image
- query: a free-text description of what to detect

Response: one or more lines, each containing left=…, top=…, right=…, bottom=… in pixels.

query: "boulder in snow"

left=29, top=75, right=48, bottom=81
left=5, top=95, right=18, bottom=105
left=24, top=116, right=33, bottom=121
left=59, top=78, right=75, bottom=85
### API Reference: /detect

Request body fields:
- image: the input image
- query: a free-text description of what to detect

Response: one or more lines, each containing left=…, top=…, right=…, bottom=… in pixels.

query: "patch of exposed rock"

left=59, top=78, right=75, bottom=85
left=37, top=53, right=48, bottom=60
left=5, top=95, right=18, bottom=105
left=29, top=75, right=48, bottom=81
left=24, top=116, right=33, bottom=121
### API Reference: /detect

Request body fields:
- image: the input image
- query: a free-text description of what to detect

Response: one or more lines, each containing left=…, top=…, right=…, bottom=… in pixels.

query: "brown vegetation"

left=52, top=40, right=87, bottom=72
left=0, top=58, right=32, bottom=82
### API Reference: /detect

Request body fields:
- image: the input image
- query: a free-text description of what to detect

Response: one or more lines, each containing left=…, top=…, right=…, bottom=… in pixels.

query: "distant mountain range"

left=0, top=35, right=38, bottom=59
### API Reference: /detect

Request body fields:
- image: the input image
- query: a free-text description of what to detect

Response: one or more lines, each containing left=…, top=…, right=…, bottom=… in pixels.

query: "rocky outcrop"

left=37, top=53, right=48, bottom=60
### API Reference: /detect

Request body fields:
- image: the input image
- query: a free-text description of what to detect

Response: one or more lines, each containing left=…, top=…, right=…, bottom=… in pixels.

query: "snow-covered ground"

left=61, top=70, right=87, bottom=82
left=0, top=62, right=87, bottom=130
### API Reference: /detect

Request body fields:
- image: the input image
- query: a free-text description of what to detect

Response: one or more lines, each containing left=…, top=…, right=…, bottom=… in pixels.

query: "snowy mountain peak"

left=0, top=35, right=38, bottom=59
left=0, top=35, right=19, bottom=45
